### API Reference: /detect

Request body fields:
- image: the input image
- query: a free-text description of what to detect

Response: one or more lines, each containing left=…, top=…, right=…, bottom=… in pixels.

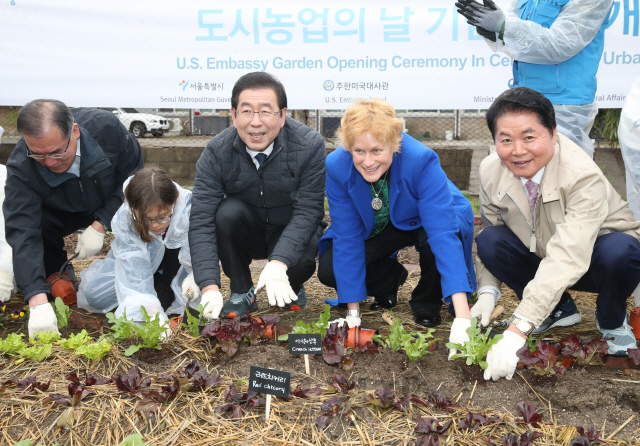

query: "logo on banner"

left=179, top=80, right=189, bottom=91
left=323, top=80, right=335, bottom=91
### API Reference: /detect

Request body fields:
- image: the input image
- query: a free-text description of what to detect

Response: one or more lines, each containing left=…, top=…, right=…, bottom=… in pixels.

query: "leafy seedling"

left=446, top=317, right=503, bottom=369
left=495, top=431, right=544, bottom=446
left=558, top=333, right=609, bottom=365
left=0, top=333, right=26, bottom=355
left=278, top=304, right=331, bottom=341
left=403, top=329, right=439, bottom=362
left=52, top=297, right=69, bottom=329
left=364, top=387, right=409, bottom=410
left=516, top=340, right=571, bottom=376
left=136, top=376, right=181, bottom=417
left=167, top=360, right=223, bottom=392
left=322, top=322, right=354, bottom=370
left=373, top=312, right=412, bottom=351
left=113, top=365, right=151, bottom=396
left=75, top=338, right=112, bottom=361
left=327, top=374, right=357, bottom=393
left=182, top=303, right=208, bottom=338
left=316, top=395, right=351, bottom=432
left=66, top=371, right=112, bottom=386
left=201, top=317, right=244, bottom=357
left=426, top=392, right=461, bottom=411
left=20, top=344, right=52, bottom=362
left=414, top=416, right=453, bottom=446
left=29, top=331, right=60, bottom=345
left=15, top=376, right=51, bottom=398
left=515, top=401, right=544, bottom=428
left=57, top=330, right=92, bottom=349
left=43, top=382, right=95, bottom=430
left=292, top=380, right=323, bottom=398
left=459, top=412, right=501, bottom=432
left=629, top=348, right=640, bottom=366
left=214, top=384, right=265, bottom=421
left=242, top=313, right=268, bottom=346
left=572, top=426, right=605, bottom=445
left=124, top=306, right=169, bottom=356
left=105, top=309, right=137, bottom=341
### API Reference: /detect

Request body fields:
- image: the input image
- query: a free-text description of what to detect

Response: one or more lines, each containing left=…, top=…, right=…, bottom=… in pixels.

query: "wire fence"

left=0, top=105, right=614, bottom=148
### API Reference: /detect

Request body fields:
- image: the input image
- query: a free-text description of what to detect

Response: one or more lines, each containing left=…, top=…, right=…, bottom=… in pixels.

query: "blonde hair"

left=337, top=98, right=404, bottom=153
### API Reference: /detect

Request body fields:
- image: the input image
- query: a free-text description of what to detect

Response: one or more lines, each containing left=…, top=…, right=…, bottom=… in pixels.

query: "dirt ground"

left=1, top=226, right=639, bottom=444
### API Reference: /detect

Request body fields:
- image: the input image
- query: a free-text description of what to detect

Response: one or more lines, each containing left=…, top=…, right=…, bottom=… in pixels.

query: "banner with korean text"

left=0, top=0, right=638, bottom=109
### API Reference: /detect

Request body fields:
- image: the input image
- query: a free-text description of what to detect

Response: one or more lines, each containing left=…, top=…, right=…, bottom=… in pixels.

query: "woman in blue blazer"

left=317, top=99, right=477, bottom=352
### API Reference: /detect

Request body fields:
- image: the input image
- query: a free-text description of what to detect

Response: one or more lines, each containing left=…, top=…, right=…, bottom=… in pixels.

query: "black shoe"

left=414, top=313, right=442, bottom=327
left=370, top=266, right=409, bottom=311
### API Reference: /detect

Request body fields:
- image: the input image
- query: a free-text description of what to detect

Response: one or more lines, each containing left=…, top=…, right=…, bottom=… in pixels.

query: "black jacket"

left=4, top=108, right=143, bottom=300
left=189, top=117, right=326, bottom=289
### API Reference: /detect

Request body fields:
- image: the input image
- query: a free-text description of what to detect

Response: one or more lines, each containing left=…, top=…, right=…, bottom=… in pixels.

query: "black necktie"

left=255, top=153, right=267, bottom=167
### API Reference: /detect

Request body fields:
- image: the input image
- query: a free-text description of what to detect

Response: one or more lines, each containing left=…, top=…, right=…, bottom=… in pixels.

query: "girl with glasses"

left=77, top=168, right=201, bottom=329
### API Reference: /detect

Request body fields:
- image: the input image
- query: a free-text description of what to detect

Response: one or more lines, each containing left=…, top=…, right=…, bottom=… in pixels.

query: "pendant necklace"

left=370, top=171, right=388, bottom=211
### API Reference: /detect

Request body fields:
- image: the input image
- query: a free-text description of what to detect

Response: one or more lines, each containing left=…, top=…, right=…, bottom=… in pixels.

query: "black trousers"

left=41, top=206, right=94, bottom=278
left=317, top=223, right=444, bottom=315
left=154, top=247, right=182, bottom=311
left=476, top=225, right=640, bottom=329
left=215, top=197, right=322, bottom=295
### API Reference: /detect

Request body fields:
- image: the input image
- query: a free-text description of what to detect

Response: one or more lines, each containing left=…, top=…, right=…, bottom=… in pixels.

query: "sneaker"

left=597, top=317, right=638, bottom=356
left=284, top=286, right=307, bottom=311
left=531, top=296, right=582, bottom=335
left=222, top=287, right=258, bottom=318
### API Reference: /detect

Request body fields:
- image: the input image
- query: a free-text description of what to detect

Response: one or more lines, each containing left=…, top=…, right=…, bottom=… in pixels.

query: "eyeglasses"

left=132, top=205, right=174, bottom=225
left=26, top=137, right=71, bottom=160
left=235, top=109, right=283, bottom=121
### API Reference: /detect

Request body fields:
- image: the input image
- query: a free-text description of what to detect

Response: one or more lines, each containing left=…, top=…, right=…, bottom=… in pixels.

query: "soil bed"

left=0, top=228, right=638, bottom=445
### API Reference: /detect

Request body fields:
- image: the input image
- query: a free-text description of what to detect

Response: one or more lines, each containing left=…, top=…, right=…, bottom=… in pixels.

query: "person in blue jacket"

left=456, top=0, right=613, bottom=159
left=317, top=98, right=477, bottom=353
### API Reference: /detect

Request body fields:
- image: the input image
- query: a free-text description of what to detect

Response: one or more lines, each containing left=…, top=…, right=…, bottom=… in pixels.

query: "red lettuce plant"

left=515, top=401, right=544, bottom=428
left=328, top=374, right=357, bottom=393
left=43, top=382, right=95, bottom=429
left=316, top=395, right=351, bottom=432
left=414, top=416, right=453, bottom=446
left=113, top=365, right=151, bottom=396
left=426, top=392, right=461, bottom=411
left=215, top=384, right=265, bottom=421
left=459, top=412, right=501, bottom=432
left=322, top=322, right=353, bottom=370
left=365, top=387, right=409, bottom=410
left=292, top=380, right=323, bottom=398
left=516, top=340, right=571, bottom=376
left=498, top=431, right=544, bottom=446
left=558, top=333, right=609, bottom=365
left=202, top=317, right=244, bottom=357
left=66, top=371, right=112, bottom=387
left=136, top=376, right=181, bottom=417
left=160, top=360, right=223, bottom=392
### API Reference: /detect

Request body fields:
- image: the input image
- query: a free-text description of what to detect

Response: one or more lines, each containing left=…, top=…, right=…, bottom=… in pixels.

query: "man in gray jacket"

left=186, top=72, right=326, bottom=319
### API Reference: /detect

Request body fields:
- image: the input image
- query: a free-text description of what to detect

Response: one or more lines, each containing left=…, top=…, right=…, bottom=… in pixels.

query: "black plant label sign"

left=249, top=366, right=291, bottom=398
left=288, top=334, right=322, bottom=354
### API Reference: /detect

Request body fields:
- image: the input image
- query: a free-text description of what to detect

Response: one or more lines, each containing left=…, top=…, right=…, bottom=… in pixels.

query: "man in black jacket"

left=185, top=72, right=326, bottom=319
left=4, top=99, right=143, bottom=337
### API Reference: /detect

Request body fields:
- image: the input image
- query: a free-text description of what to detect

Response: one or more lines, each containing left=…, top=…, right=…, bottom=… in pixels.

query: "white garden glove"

left=201, top=290, right=223, bottom=319
left=181, top=272, right=201, bottom=303
left=28, top=303, right=60, bottom=338
left=0, top=270, right=14, bottom=303
left=256, top=261, right=297, bottom=308
left=75, top=225, right=105, bottom=259
left=448, top=317, right=472, bottom=360
left=484, top=330, right=527, bottom=381
left=330, top=316, right=361, bottom=328
left=471, top=293, right=496, bottom=327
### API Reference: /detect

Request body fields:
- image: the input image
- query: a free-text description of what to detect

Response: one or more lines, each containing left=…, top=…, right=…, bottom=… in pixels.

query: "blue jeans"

left=476, top=225, right=640, bottom=329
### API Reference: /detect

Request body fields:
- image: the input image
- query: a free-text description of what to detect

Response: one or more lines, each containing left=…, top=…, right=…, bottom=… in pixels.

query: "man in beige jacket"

left=473, top=87, right=640, bottom=381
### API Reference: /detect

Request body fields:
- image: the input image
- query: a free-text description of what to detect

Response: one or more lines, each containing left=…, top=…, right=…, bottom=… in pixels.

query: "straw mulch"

left=0, top=247, right=638, bottom=445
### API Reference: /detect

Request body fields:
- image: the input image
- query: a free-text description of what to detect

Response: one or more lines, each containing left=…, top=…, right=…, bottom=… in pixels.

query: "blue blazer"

left=319, top=133, right=476, bottom=304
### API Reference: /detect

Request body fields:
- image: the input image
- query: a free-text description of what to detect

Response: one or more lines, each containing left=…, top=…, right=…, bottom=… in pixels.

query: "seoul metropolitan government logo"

left=323, top=80, right=334, bottom=91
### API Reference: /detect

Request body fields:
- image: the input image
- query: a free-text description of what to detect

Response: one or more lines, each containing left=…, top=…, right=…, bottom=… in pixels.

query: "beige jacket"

left=477, top=134, right=640, bottom=325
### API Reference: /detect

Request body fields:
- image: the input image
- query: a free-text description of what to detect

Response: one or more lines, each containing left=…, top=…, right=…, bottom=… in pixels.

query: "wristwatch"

left=510, top=317, right=534, bottom=336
